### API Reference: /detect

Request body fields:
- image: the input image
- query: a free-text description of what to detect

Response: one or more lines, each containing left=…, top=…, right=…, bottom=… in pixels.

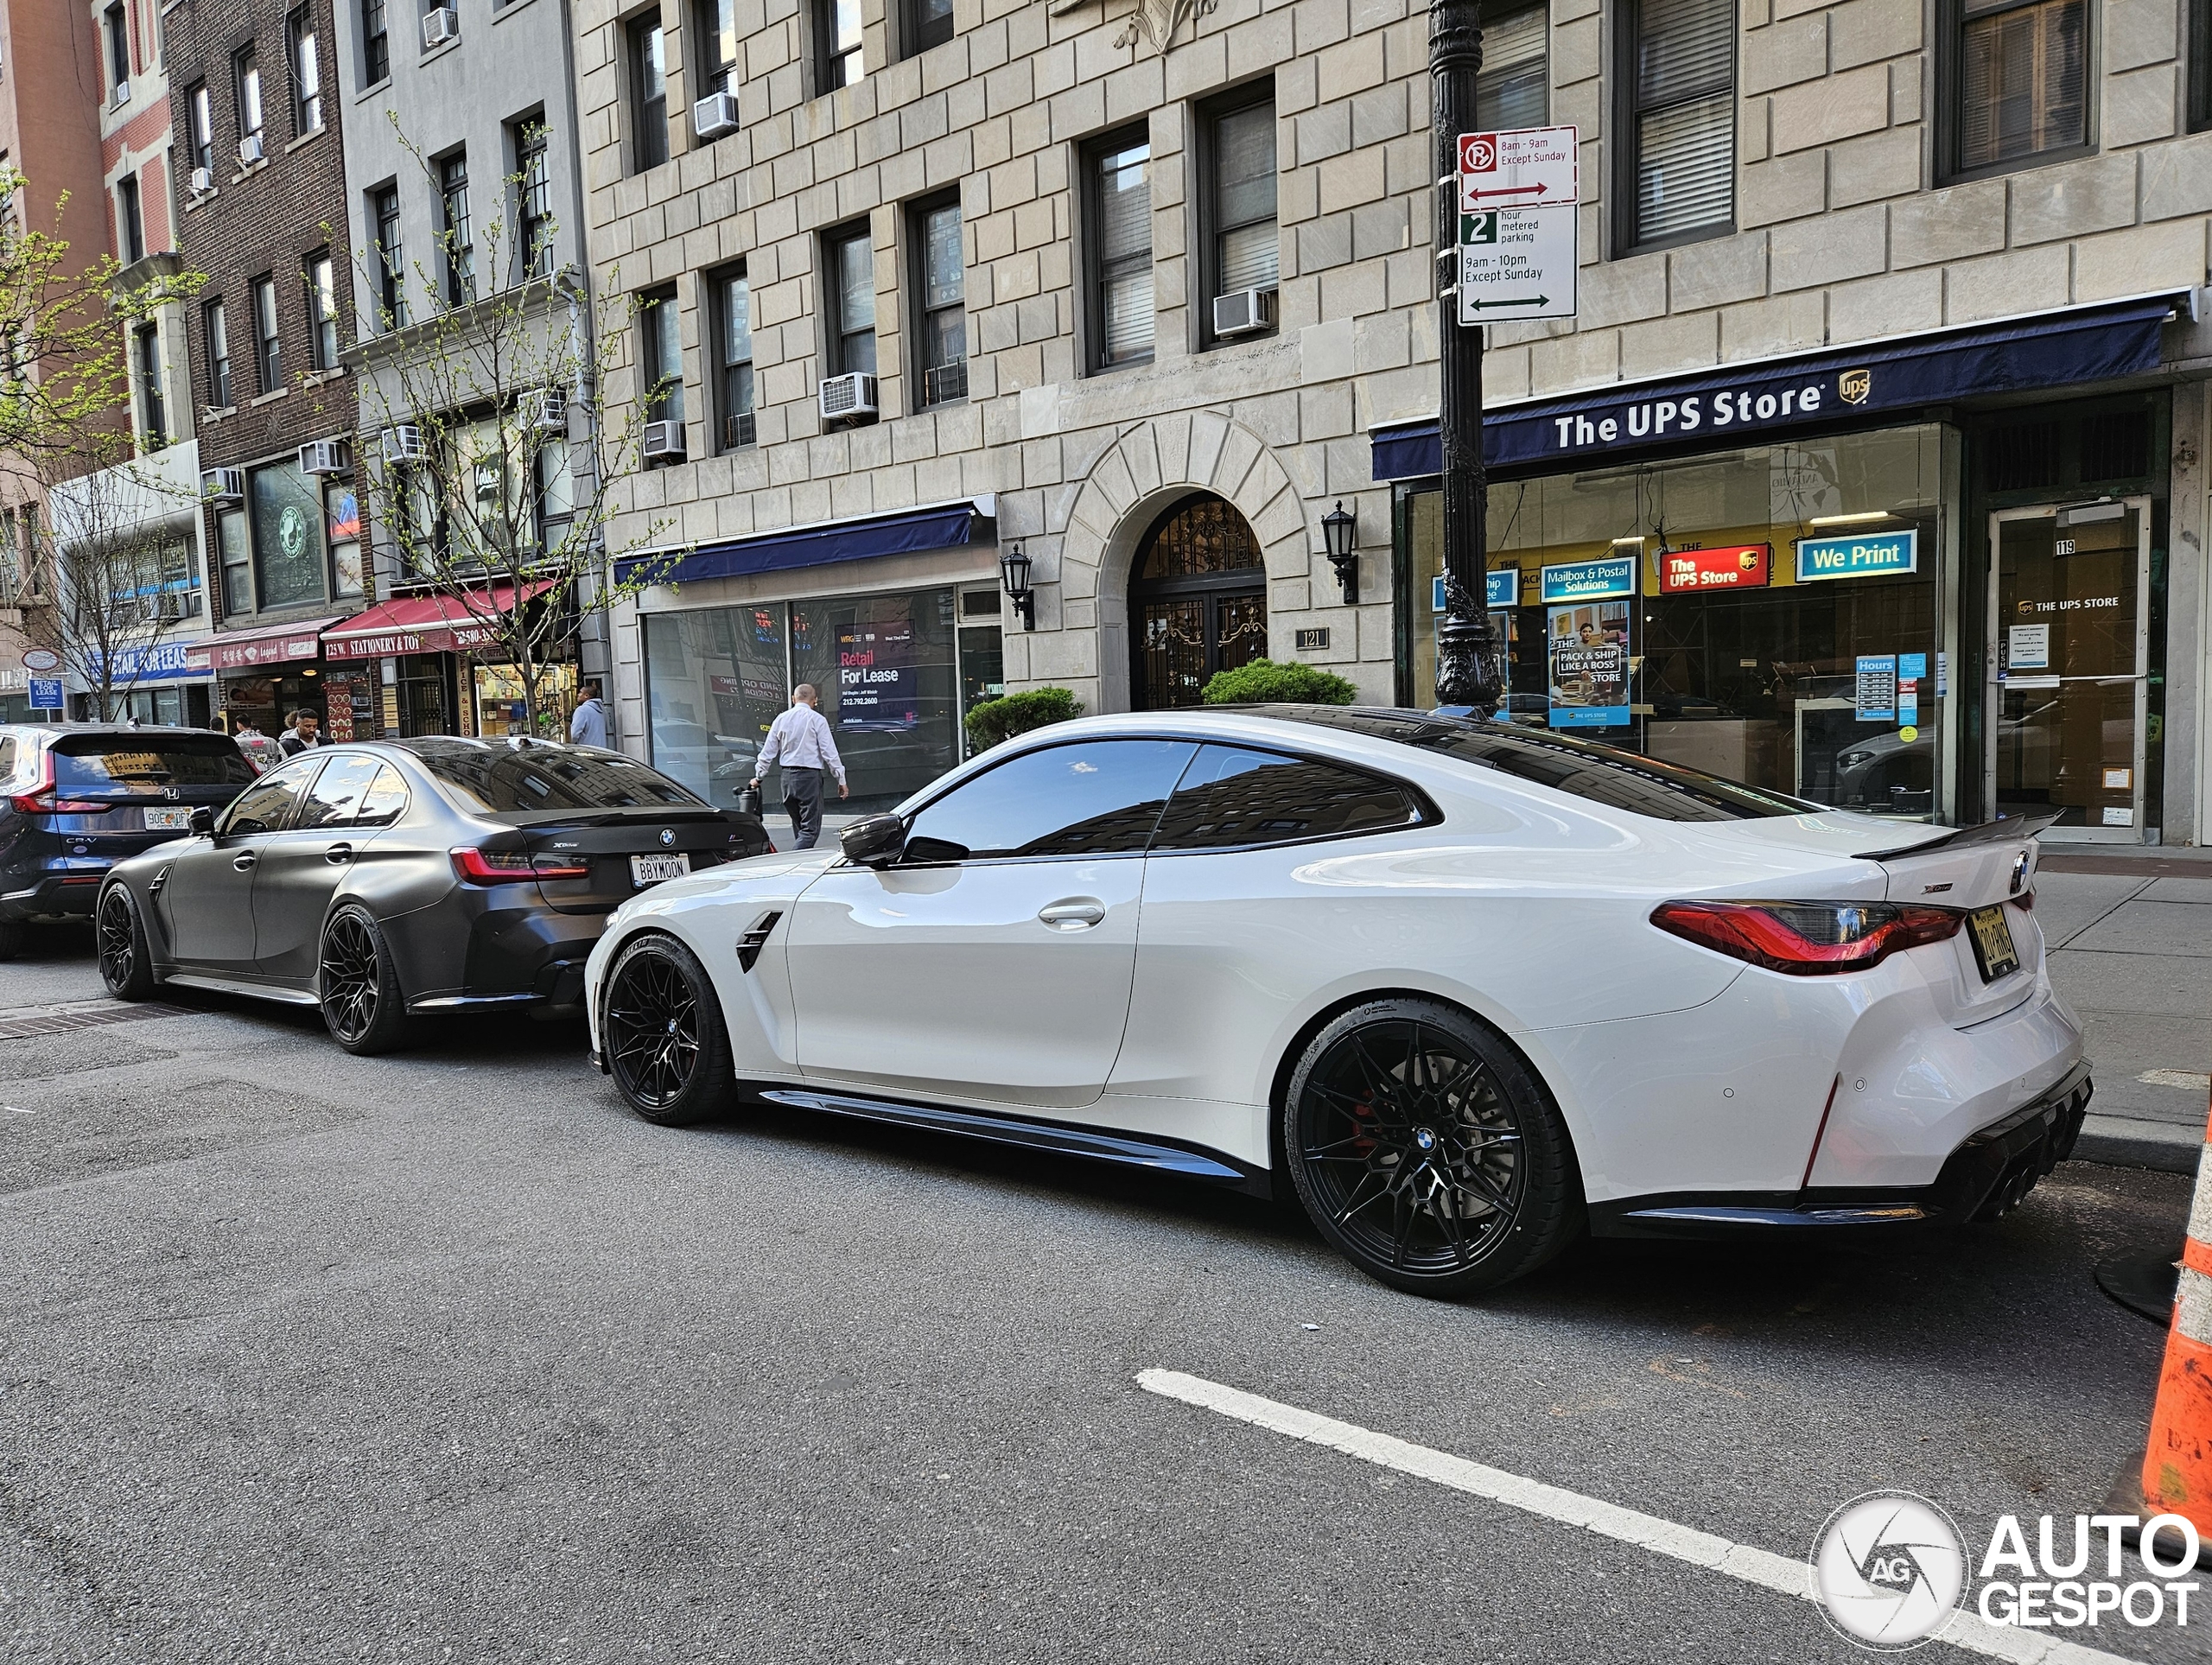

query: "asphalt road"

left=0, top=920, right=2205, bottom=1664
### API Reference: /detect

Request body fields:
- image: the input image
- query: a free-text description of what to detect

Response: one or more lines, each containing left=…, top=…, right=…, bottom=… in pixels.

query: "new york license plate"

left=629, top=853, right=691, bottom=887
left=1967, top=905, right=2020, bottom=982
left=143, top=807, right=193, bottom=830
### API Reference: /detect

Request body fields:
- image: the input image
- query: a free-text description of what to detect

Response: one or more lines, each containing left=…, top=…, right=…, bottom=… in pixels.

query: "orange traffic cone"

left=2116, top=1091, right=2212, bottom=1562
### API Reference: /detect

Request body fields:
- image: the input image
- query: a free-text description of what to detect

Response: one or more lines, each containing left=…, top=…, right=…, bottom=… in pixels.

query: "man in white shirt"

left=750, top=684, right=848, bottom=848
left=569, top=680, right=610, bottom=748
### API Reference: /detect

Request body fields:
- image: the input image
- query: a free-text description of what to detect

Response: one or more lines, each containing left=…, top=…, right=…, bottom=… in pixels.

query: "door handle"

left=1038, top=898, right=1106, bottom=931
left=232, top=853, right=257, bottom=872
left=324, top=843, right=353, bottom=865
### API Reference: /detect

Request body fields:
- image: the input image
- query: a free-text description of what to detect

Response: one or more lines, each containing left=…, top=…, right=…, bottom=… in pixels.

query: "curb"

left=2073, top=1115, right=2205, bottom=1175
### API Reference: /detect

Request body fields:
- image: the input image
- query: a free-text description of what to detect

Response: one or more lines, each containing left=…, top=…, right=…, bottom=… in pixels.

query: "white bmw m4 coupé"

left=584, top=706, right=2088, bottom=1296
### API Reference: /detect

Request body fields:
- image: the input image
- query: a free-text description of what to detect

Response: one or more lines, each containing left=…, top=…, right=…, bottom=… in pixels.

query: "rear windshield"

left=406, top=740, right=705, bottom=816
left=1243, top=706, right=1820, bottom=823
left=54, top=734, right=257, bottom=790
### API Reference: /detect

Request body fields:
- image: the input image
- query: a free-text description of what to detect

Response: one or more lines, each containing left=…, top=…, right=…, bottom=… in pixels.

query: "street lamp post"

left=1430, top=0, right=1503, bottom=719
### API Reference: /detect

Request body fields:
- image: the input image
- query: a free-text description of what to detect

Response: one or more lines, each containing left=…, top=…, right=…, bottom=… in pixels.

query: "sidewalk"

left=2037, top=848, right=2212, bottom=1173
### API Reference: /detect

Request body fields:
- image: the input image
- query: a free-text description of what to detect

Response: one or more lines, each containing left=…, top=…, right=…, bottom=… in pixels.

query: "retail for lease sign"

left=1656, top=544, right=1772, bottom=594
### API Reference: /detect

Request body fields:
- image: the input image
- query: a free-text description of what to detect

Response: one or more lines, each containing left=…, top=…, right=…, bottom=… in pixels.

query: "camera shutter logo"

left=1840, top=369, right=1873, bottom=406
left=1811, top=1492, right=1967, bottom=1649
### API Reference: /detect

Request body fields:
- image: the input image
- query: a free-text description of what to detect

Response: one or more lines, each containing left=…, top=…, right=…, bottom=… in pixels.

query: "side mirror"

left=189, top=805, right=215, bottom=836
left=840, top=813, right=907, bottom=868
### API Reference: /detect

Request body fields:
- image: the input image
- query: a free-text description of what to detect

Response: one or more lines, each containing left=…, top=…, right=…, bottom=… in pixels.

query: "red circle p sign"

left=1459, top=133, right=1497, bottom=173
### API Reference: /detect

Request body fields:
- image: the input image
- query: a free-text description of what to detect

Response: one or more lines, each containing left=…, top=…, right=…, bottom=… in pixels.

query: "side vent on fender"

left=737, top=911, right=783, bottom=973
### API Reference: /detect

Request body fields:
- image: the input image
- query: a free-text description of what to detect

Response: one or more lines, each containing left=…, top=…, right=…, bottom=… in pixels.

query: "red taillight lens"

left=1649, top=899, right=1964, bottom=975
left=530, top=854, right=591, bottom=880
left=450, top=846, right=537, bottom=883
left=10, top=787, right=54, bottom=813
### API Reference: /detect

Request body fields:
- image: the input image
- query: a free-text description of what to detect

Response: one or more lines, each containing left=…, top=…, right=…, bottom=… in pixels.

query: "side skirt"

left=758, top=1087, right=1271, bottom=1196
left=160, top=970, right=321, bottom=1007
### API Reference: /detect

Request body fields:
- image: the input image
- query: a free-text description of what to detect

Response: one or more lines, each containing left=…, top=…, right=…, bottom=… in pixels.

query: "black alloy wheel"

left=97, top=885, right=157, bottom=1001
left=319, top=905, right=414, bottom=1055
left=601, top=934, right=733, bottom=1127
left=1282, top=999, right=1580, bottom=1297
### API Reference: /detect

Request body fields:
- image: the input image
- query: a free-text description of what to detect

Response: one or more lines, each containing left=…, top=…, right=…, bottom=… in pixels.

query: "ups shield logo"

left=1839, top=369, right=1872, bottom=405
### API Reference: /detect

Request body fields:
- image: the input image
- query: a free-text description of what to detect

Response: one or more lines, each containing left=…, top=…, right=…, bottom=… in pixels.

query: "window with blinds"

left=1954, top=0, right=2088, bottom=172
left=1475, top=0, right=1548, bottom=131
left=828, top=225, right=876, bottom=377
left=1088, top=128, right=1154, bottom=371
left=1210, top=98, right=1279, bottom=304
left=1622, top=0, right=1736, bottom=250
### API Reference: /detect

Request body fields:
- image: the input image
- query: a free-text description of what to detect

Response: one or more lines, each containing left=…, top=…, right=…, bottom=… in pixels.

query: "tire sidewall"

left=321, top=903, right=410, bottom=1055
left=98, top=885, right=156, bottom=1001
left=602, top=931, right=731, bottom=1127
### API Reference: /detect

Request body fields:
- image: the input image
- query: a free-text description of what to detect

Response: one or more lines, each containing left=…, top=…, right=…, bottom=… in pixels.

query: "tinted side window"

left=354, top=765, right=410, bottom=828
left=296, top=754, right=384, bottom=829
left=1151, top=744, right=1425, bottom=851
left=221, top=759, right=319, bottom=834
left=903, top=740, right=1196, bottom=861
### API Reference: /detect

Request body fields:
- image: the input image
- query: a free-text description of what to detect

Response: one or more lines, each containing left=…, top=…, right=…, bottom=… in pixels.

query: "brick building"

left=573, top=0, right=2212, bottom=843
left=168, top=0, right=366, bottom=737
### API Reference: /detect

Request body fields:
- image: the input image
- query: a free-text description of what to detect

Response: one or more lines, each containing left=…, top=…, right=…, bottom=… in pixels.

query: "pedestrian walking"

left=569, top=680, right=610, bottom=748
left=749, top=684, right=848, bottom=849
left=277, top=709, right=327, bottom=757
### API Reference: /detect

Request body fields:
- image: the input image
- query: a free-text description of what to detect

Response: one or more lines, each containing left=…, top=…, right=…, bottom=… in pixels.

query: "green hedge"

left=1200, top=658, right=1359, bottom=706
left=963, top=686, right=1085, bottom=750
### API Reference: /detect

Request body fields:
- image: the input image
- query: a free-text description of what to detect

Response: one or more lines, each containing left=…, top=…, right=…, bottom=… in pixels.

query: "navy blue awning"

left=1370, top=293, right=2184, bottom=481
left=617, top=499, right=988, bottom=588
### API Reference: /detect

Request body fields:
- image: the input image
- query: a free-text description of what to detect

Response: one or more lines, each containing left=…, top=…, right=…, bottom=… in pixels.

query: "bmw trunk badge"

left=660, top=829, right=676, bottom=847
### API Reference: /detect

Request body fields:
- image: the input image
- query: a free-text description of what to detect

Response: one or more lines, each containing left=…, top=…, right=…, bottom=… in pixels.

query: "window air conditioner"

left=200, top=467, right=245, bottom=503
left=238, top=132, right=264, bottom=166
left=724, top=410, right=756, bottom=449
left=642, top=419, right=686, bottom=461
left=156, top=591, right=188, bottom=622
left=299, top=437, right=353, bottom=476
left=1211, top=287, right=1276, bottom=339
left=189, top=165, right=214, bottom=195
left=693, top=91, right=739, bottom=140
left=817, top=372, right=878, bottom=423
left=422, top=8, right=459, bottom=48
left=381, top=424, right=428, bottom=463
left=524, top=388, right=569, bottom=435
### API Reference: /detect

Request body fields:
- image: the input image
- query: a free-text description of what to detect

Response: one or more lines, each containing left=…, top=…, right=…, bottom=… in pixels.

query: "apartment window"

left=1475, top=0, right=1548, bottom=130
left=439, top=151, right=473, bottom=305
left=629, top=15, right=667, bottom=170
left=105, top=5, right=131, bottom=101
left=514, top=122, right=551, bottom=280
left=639, top=287, right=683, bottom=428
left=1084, top=128, right=1153, bottom=372
left=2193, top=0, right=2211, bottom=131
left=218, top=508, right=251, bottom=613
left=188, top=82, right=214, bottom=174
left=236, top=43, right=264, bottom=145
left=817, top=0, right=862, bottom=91
left=826, top=224, right=875, bottom=376
left=288, top=7, right=323, bottom=133
left=1617, top=0, right=1736, bottom=251
left=1948, top=0, right=2088, bottom=175
left=1200, top=89, right=1278, bottom=346
left=205, top=297, right=232, bottom=407
left=135, top=325, right=165, bottom=446
left=904, top=0, right=953, bottom=57
left=911, top=194, right=965, bottom=407
left=363, top=0, right=389, bottom=84
left=305, top=251, right=338, bottom=370
left=251, top=274, right=281, bottom=393
left=373, top=184, right=406, bottom=328
left=118, top=174, right=144, bottom=265
left=695, top=0, right=738, bottom=95
left=713, top=266, right=754, bottom=448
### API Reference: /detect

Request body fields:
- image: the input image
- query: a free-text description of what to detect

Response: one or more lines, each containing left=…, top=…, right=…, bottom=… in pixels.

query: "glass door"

left=1986, top=499, right=2151, bottom=840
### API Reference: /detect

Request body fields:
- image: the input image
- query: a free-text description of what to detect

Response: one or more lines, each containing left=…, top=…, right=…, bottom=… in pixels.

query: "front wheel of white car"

left=601, top=933, right=734, bottom=1127
left=1282, top=999, right=1580, bottom=1298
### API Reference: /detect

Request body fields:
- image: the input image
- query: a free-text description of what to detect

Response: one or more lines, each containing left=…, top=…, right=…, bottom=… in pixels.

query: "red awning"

left=189, top=616, right=347, bottom=673
left=321, top=583, right=554, bottom=662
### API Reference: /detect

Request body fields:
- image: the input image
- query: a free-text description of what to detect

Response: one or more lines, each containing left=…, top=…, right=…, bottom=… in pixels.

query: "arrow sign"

left=1465, top=295, right=1550, bottom=310
left=1457, top=204, right=1577, bottom=325
left=1463, top=181, right=1553, bottom=202
left=1456, top=124, right=1579, bottom=213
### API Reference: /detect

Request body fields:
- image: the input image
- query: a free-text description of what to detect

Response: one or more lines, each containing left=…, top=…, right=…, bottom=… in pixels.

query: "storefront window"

left=643, top=588, right=961, bottom=813
left=474, top=661, right=578, bottom=740
left=249, top=459, right=328, bottom=609
left=327, top=482, right=362, bottom=598
left=1403, top=423, right=1955, bottom=818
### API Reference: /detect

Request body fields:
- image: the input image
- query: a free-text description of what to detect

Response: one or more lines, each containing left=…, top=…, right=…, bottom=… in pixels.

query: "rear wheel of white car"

left=601, top=934, right=733, bottom=1127
left=1283, top=999, right=1580, bottom=1298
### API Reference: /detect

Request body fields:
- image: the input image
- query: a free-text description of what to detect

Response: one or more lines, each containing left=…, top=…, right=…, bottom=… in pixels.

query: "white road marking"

left=3, top=1105, right=29, bottom=1115
left=1137, top=1369, right=2137, bottom=1665
left=2137, top=1070, right=2212, bottom=1092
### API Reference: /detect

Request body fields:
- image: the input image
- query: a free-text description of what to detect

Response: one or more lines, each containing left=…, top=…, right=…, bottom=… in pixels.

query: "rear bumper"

left=403, top=902, right=604, bottom=1014
left=0, top=867, right=112, bottom=920
left=1591, top=1062, right=2094, bottom=1237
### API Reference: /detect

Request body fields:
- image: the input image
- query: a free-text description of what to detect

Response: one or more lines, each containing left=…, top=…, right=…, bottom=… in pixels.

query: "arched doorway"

left=1128, top=494, right=1268, bottom=709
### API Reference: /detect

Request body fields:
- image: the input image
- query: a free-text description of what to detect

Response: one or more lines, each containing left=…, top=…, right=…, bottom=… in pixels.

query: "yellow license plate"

left=1967, top=906, right=2020, bottom=982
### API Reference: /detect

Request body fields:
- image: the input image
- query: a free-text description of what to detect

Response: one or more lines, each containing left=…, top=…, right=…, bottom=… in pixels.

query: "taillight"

left=10, top=753, right=54, bottom=813
left=1649, top=899, right=1964, bottom=975
left=529, top=853, right=591, bottom=880
left=450, top=846, right=537, bottom=883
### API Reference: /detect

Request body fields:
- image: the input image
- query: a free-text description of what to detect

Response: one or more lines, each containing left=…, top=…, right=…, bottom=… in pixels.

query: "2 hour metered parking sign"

left=1458, top=206, right=1577, bottom=323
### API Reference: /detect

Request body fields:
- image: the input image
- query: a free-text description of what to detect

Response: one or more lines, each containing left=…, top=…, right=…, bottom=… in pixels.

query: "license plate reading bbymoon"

left=629, top=853, right=690, bottom=887
left=1967, top=905, right=2019, bottom=982
left=143, top=807, right=194, bottom=830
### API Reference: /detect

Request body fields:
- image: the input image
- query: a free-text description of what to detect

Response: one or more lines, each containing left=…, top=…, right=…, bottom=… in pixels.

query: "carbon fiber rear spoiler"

left=1854, top=811, right=2063, bottom=862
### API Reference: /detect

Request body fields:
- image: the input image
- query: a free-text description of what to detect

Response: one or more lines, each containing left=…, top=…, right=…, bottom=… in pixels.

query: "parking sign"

left=1453, top=125, right=1580, bottom=325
